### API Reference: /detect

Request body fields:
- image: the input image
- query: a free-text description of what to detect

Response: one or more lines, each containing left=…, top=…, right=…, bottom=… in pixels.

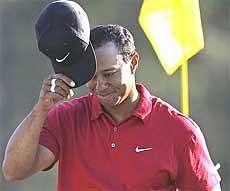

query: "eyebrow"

left=102, top=68, right=118, bottom=73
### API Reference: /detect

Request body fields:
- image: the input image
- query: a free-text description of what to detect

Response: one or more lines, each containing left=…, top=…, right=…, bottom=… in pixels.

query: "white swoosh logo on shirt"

left=55, top=52, right=70, bottom=63
left=135, top=146, right=152, bottom=153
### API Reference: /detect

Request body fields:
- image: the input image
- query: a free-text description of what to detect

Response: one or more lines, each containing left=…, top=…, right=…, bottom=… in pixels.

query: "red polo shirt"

left=39, top=84, right=221, bottom=191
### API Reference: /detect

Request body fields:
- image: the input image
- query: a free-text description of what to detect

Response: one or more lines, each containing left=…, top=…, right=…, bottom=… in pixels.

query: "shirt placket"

left=109, top=123, right=126, bottom=189
left=110, top=125, right=118, bottom=151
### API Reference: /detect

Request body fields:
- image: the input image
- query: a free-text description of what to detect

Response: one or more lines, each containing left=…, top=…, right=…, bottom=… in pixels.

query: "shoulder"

left=152, top=99, right=210, bottom=160
left=152, top=98, right=201, bottom=141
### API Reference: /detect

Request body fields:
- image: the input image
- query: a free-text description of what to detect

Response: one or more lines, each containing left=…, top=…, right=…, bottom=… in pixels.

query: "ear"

left=130, top=52, right=139, bottom=74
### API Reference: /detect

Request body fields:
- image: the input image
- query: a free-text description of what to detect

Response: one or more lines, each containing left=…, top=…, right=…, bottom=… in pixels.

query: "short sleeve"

left=176, top=127, right=221, bottom=190
left=39, top=110, right=60, bottom=170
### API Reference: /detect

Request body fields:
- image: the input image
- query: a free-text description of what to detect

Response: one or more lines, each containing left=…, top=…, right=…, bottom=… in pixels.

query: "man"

left=2, top=23, right=221, bottom=190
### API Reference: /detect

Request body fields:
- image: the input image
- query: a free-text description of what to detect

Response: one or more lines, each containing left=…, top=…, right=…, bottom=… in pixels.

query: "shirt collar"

left=90, top=93, right=103, bottom=120
left=90, top=84, right=153, bottom=123
left=132, top=84, right=153, bottom=122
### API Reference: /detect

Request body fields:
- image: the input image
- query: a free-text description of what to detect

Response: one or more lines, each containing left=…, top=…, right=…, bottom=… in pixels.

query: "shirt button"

left=113, top=127, right=118, bottom=132
left=111, top=143, right=116, bottom=148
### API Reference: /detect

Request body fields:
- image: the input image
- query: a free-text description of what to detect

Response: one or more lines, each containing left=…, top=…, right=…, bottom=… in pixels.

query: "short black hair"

left=90, top=24, right=135, bottom=61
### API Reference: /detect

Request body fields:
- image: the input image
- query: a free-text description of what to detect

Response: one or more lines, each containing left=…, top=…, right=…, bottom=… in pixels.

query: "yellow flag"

left=138, top=0, right=204, bottom=75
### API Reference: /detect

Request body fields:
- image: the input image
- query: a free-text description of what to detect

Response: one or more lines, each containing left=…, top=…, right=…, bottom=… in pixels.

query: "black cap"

left=35, top=0, right=96, bottom=88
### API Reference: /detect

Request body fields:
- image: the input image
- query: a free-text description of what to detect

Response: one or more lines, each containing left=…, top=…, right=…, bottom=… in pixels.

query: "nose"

left=87, top=75, right=108, bottom=92
left=95, top=76, right=108, bottom=91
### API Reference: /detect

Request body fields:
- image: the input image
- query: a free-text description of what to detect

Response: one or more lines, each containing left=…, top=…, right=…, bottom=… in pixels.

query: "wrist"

left=31, top=103, right=50, bottom=118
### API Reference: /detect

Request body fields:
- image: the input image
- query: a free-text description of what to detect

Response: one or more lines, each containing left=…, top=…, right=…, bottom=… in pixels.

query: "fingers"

left=45, top=78, right=72, bottom=98
left=50, top=73, right=75, bottom=88
left=37, top=74, right=76, bottom=111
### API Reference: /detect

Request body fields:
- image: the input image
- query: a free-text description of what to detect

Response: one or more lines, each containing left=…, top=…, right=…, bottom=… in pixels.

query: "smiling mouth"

left=97, top=93, right=111, bottom=97
left=96, top=92, right=113, bottom=98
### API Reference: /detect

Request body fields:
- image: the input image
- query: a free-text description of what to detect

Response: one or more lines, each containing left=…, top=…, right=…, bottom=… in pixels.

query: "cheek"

left=87, top=80, right=96, bottom=92
left=120, top=67, right=132, bottom=84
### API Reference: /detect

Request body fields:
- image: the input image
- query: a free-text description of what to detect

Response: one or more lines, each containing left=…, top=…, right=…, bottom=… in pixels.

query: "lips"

left=96, top=91, right=115, bottom=101
left=97, top=93, right=112, bottom=98
left=96, top=91, right=119, bottom=106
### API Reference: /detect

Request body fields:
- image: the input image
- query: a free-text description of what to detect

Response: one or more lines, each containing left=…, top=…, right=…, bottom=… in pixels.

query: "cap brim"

left=51, top=41, right=96, bottom=88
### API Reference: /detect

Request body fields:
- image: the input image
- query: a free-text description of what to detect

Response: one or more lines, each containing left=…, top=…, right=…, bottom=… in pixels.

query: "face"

left=87, top=42, right=138, bottom=108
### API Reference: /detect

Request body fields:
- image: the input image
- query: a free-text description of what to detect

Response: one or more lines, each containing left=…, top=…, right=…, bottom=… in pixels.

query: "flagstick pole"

left=181, top=61, right=189, bottom=116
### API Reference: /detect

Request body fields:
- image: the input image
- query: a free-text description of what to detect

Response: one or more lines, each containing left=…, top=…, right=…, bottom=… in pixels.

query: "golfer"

left=2, top=1, right=221, bottom=190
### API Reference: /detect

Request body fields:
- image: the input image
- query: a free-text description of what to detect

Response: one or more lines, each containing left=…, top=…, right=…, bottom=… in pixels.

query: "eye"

left=104, top=71, right=116, bottom=78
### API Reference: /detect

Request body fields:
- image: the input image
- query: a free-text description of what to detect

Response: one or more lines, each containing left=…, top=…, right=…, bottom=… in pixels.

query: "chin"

left=100, top=97, right=121, bottom=108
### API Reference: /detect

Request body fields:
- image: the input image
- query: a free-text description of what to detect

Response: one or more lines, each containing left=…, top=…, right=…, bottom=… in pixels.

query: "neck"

left=103, top=87, right=140, bottom=123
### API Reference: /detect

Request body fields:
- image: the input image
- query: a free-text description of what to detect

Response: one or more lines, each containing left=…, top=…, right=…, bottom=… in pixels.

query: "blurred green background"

left=0, top=0, right=229, bottom=190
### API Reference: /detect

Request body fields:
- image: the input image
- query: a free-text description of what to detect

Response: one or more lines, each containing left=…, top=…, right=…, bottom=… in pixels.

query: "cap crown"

left=35, top=0, right=90, bottom=60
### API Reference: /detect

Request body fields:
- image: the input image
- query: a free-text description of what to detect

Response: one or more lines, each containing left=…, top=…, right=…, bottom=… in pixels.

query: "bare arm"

left=2, top=105, right=54, bottom=180
left=2, top=74, right=75, bottom=181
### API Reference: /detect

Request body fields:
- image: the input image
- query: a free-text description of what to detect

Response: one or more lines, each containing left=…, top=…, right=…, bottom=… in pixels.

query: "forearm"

left=2, top=74, right=74, bottom=180
left=2, top=104, right=48, bottom=180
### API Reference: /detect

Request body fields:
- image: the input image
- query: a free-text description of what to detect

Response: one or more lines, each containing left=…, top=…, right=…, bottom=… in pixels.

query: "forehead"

left=94, top=42, right=122, bottom=71
left=95, top=41, right=118, bottom=57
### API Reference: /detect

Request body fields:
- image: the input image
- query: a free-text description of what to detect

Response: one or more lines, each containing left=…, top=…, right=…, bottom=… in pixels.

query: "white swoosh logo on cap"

left=55, top=52, right=70, bottom=63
